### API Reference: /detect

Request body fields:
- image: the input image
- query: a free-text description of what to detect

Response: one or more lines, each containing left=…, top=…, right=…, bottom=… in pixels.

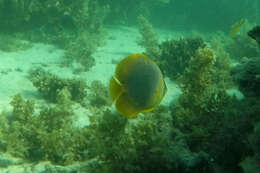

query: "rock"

left=231, top=57, right=260, bottom=97
left=248, top=26, right=260, bottom=47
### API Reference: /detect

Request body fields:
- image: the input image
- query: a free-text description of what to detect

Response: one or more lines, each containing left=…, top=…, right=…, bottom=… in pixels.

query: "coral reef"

left=0, top=93, right=215, bottom=172
left=28, top=68, right=87, bottom=103
left=158, top=37, right=206, bottom=80
left=0, top=43, right=259, bottom=172
left=0, top=3, right=259, bottom=171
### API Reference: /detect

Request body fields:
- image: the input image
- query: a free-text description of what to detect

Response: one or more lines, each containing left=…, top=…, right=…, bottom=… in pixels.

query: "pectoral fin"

left=109, top=77, right=123, bottom=102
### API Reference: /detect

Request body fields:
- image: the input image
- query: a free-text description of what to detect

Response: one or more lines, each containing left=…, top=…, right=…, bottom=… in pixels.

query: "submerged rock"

left=231, top=57, right=260, bottom=97
left=248, top=26, right=260, bottom=47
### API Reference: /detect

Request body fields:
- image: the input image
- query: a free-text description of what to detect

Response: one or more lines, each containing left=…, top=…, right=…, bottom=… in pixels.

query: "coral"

left=0, top=0, right=107, bottom=34
left=0, top=94, right=88, bottom=165
left=88, top=80, right=111, bottom=108
left=178, top=47, right=214, bottom=106
left=87, top=107, right=213, bottom=173
left=158, top=37, right=206, bottom=80
left=35, top=105, right=86, bottom=165
left=64, top=31, right=99, bottom=72
left=60, top=1, right=108, bottom=71
left=0, top=0, right=107, bottom=72
left=172, top=47, right=216, bottom=149
left=171, top=46, right=260, bottom=172
left=0, top=94, right=40, bottom=159
left=240, top=122, right=260, bottom=173
left=251, top=123, right=260, bottom=159
left=210, top=37, right=233, bottom=89
left=28, top=68, right=87, bottom=103
left=137, top=15, right=160, bottom=59
left=0, top=72, right=258, bottom=173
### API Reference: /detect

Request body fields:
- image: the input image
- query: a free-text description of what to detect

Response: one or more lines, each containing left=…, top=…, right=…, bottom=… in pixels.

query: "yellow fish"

left=109, top=53, right=167, bottom=118
left=231, top=18, right=246, bottom=36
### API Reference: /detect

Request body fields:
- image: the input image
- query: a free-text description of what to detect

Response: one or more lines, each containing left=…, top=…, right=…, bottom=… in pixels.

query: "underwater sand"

left=0, top=26, right=182, bottom=125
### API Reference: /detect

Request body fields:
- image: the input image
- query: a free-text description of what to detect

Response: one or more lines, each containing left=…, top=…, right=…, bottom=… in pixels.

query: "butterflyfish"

left=109, top=53, right=167, bottom=118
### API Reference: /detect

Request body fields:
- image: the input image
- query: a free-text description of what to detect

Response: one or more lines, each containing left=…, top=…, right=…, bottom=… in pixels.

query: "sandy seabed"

left=0, top=26, right=183, bottom=126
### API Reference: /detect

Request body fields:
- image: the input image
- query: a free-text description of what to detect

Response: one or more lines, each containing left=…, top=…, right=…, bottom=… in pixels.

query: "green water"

left=0, top=0, right=259, bottom=173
